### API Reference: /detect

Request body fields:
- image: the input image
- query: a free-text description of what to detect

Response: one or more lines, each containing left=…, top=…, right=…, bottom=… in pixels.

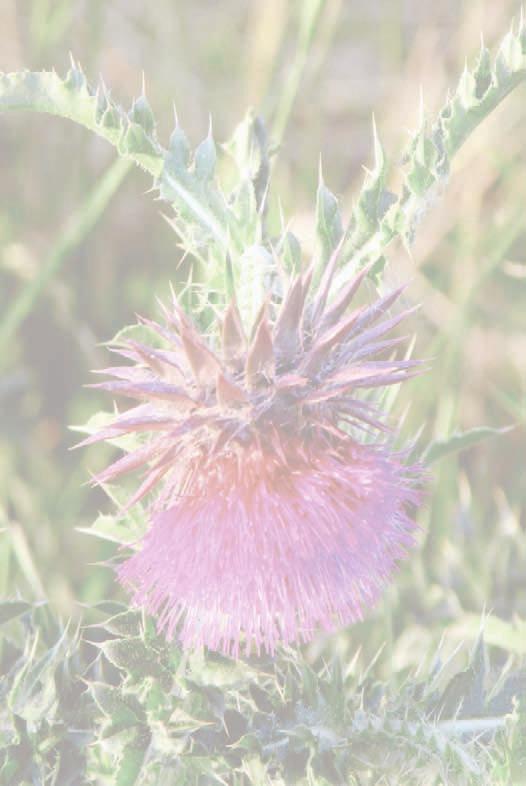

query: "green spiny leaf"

left=114, top=727, right=151, bottom=786
left=279, top=230, right=302, bottom=274
left=120, top=120, right=159, bottom=163
left=77, top=512, right=147, bottom=547
left=423, top=425, right=514, bottom=464
left=194, top=129, right=217, bottom=182
left=315, top=171, right=342, bottom=268
left=168, top=124, right=191, bottom=170
left=102, top=611, right=144, bottom=639
left=90, top=682, right=146, bottom=728
left=226, top=110, right=270, bottom=210
left=99, top=637, right=172, bottom=690
left=350, top=119, right=390, bottom=245
left=129, top=93, right=156, bottom=135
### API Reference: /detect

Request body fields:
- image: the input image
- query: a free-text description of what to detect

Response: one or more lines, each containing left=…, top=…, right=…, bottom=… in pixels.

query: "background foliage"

left=0, top=1, right=525, bottom=783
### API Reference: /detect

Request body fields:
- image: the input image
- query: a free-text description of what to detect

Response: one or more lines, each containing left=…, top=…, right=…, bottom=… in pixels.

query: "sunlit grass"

left=0, top=1, right=525, bottom=782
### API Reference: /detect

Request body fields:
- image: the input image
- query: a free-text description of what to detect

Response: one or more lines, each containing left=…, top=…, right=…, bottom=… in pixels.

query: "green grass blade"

left=0, top=156, right=131, bottom=354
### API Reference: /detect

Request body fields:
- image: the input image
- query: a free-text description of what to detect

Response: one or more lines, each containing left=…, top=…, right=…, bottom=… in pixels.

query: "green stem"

left=0, top=157, right=131, bottom=354
left=271, top=0, right=328, bottom=145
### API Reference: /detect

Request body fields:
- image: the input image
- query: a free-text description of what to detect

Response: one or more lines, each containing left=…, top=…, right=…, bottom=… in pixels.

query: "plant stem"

left=0, top=157, right=131, bottom=354
left=271, top=0, right=328, bottom=145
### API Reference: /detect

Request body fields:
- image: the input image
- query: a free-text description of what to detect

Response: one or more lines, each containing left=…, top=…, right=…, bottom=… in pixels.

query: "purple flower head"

left=86, top=255, right=425, bottom=656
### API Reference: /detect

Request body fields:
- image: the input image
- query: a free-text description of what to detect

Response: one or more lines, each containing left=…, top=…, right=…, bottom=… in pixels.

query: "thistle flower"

left=86, top=252, right=424, bottom=657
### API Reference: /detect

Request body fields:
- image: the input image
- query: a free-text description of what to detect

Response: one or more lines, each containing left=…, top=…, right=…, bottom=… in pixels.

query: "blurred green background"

left=1, top=0, right=525, bottom=670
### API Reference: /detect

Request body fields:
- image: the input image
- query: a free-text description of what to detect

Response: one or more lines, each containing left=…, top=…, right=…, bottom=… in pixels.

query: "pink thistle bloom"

left=118, top=437, right=419, bottom=658
left=86, top=254, right=425, bottom=656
